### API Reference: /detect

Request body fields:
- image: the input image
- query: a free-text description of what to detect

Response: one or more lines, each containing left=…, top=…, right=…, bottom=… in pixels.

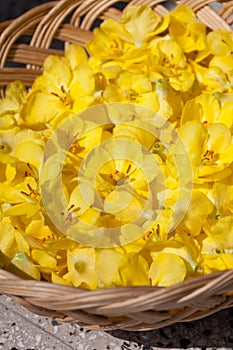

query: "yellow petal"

left=149, top=252, right=186, bottom=286
left=0, top=81, right=27, bottom=116
left=206, top=123, right=231, bottom=153
left=87, top=27, right=122, bottom=60
left=0, top=221, right=15, bottom=255
left=11, top=252, right=40, bottom=280
left=1, top=202, right=40, bottom=219
left=120, top=5, right=162, bottom=47
left=31, top=249, right=57, bottom=270
left=114, top=253, right=149, bottom=286
left=14, top=141, right=43, bottom=168
left=180, top=190, right=214, bottom=236
left=70, top=64, right=95, bottom=96
left=34, top=59, right=72, bottom=93
left=96, top=249, right=122, bottom=286
left=65, top=44, right=88, bottom=70
left=169, top=5, right=206, bottom=52
left=117, top=70, right=152, bottom=94
left=208, top=216, right=233, bottom=249
left=178, top=120, right=208, bottom=165
left=207, top=29, right=233, bottom=56
left=21, top=92, right=65, bottom=124
left=218, top=101, right=233, bottom=129
left=25, top=220, right=55, bottom=241
left=14, top=231, right=30, bottom=255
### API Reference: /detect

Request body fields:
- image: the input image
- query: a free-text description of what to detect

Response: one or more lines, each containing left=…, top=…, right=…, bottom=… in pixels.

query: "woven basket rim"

left=0, top=0, right=233, bottom=331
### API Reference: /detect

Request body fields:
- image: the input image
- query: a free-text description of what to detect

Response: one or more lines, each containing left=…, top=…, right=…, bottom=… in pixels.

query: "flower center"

left=110, top=170, right=126, bottom=183
left=202, top=149, right=215, bottom=164
left=109, top=39, right=120, bottom=55
left=0, top=143, right=11, bottom=153
left=51, top=85, right=73, bottom=109
left=110, top=164, right=132, bottom=186
left=125, top=88, right=138, bottom=100
left=75, top=261, right=86, bottom=273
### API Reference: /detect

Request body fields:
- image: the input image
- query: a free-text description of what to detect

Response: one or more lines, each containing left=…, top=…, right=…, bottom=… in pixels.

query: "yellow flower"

left=69, top=124, right=104, bottom=160
left=63, top=248, right=98, bottom=289
left=199, top=123, right=232, bottom=180
left=207, top=29, right=233, bottom=56
left=169, top=5, right=206, bottom=52
left=149, top=252, right=186, bottom=286
left=181, top=92, right=233, bottom=130
left=181, top=94, right=220, bottom=125
left=173, top=231, right=200, bottom=271
left=177, top=120, right=207, bottom=169
left=210, top=55, right=233, bottom=77
left=118, top=5, right=169, bottom=47
left=116, top=46, right=153, bottom=75
left=0, top=81, right=27, bottom=129
left=155, top=79, right=183, bottom=122
left=21, top=57, right=95, bottom=125
left=199, top=253, right=233, bottom=274
left=203, top=66, right=231, bottom=93
left=89, top=29, right=124, bottom=62
left=179, top=190, right=214, bottom=236
left=0, top=219, right=35, bottom=262
left=0, top=162, right=41, bottom=220
left=25, top=219, right=56, bottom=241
left=1, top=196, right=41, bottom=220
left=198, top=219, right=233, bottom=272
left=104, top=70, right=159, bottom=111
left=87, top=5, right=169, bottom=61
left=214, top=93, right=233, bottom=129
left=113, top=253, right=149, bottom=286
left=204, top=216, right=233, bottom=251
left=0, top=163, right=40, bottom=221
left=0, top=127, right=44, bottom=167
left=209, top=56, right=233, bottom=92
left=178, top=120, right=233, bottom=182
left=152, top=39, right=195, bottom=91
left=79, top=137, right=161, bottom=224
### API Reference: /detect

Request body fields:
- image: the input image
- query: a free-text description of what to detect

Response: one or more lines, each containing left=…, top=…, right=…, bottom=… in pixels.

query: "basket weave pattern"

left=0, top=0, right=233, bottom=331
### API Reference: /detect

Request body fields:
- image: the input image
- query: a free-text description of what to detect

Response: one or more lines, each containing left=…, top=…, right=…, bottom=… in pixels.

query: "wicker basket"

left=0, top=0, right=233, bottom=331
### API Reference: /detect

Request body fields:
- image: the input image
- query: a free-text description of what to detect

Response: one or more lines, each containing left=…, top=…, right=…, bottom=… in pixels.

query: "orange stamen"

left=126, top=164, right=132, bottom=174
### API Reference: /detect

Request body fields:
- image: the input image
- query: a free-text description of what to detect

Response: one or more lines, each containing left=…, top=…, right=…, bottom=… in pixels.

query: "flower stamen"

left=143, top=230, right=153, bottom=241
left=60, top=85, right=66, bottom=94
left=20, top=183, right=39, bottom=199
left=50, top=86, right=73, bottom=109
left=50, top=92, right=59, bottom=98
left=202, top=149, right=214, bottom=163
left=126, top=164, right=132, bottom=174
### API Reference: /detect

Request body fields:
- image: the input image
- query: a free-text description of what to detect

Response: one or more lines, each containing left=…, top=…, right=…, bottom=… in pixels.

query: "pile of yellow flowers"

left=0, top=4, right=233, bottom=289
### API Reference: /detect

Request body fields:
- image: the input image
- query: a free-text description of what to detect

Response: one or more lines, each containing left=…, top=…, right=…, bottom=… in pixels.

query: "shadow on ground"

left=108, top=308, right=233, bottom=348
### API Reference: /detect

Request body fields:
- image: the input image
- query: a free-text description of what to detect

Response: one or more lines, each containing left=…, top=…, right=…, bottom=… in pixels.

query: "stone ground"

left=1, top=294, right=233, bottom=349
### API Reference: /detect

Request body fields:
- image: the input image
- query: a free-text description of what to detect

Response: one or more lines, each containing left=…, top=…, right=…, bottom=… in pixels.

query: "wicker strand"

left=0, top=2, right=57, bottom=68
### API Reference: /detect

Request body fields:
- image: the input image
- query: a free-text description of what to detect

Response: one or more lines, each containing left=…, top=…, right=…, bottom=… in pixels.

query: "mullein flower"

left=0, top=81, right=27, bottom=129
